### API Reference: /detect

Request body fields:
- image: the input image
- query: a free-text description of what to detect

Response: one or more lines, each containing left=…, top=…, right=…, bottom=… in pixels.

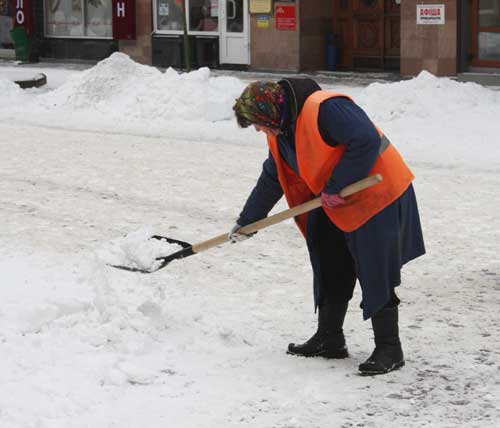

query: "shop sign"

left=276, top=5, right=295, bottom=31
left=112, top=0, right=136, bottom=40
left=257, top=15, right=269, bottom=29
left=417, top=4, right=445, bottom=25
left=12, top=0, right=32, bottom=36
left=250, top=0, right=272, bottom=14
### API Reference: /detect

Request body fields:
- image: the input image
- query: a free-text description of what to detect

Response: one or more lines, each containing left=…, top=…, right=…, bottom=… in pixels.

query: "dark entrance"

left=333, top=0, right=401, bottom=71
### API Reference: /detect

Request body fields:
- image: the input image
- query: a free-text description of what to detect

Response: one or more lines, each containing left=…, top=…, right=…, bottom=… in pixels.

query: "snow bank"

left=39, top=52, right=244, bottom=123
left=351, top=71, right=500, bottom=169
left=0, top=78, right=25, bottom=108
left=1, top=55, right=500, bottom=165
left=0, top=53, right=253, bottom=143
left=39, top=52, right=161, bottom=110
left=0, top=250, right=173, bottom=343
left=358, top=71, right=500, bottom=122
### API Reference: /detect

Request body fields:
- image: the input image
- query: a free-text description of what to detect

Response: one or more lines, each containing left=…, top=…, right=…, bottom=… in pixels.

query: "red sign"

left=275, top=5, right=296, bottom=31
left=11, top=0, right=33, bottom=36
left=112, top=0, right=136, bottom=40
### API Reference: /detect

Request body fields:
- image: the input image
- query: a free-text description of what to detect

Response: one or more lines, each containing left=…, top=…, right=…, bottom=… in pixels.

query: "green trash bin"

left=10, top=26, right=31, bottom=62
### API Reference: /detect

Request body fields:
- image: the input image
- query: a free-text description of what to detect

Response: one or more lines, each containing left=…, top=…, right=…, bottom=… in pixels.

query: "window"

left=477, top=0, right=500, bottom=60
left=479, top=0, right=500, bottom=26
left=0, top=0, right=11, bottom=16
left=0, top=0, right=13, bottom=48
left=157, top=0, right=184, bottom=31
left=86, top=0, right=112, bottom=37
left=190, top=0, right=219, bottom=32
left=155, top=0, right=222, bottom=34
left=226, top=0, right=242, bottom=33
left=479, top=32, right=500, bottom=59
left=45, top=0, right=112, bottom=38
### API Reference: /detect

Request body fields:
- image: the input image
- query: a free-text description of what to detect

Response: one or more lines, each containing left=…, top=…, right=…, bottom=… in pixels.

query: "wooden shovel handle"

left=192, top=174, right=383, bottom=254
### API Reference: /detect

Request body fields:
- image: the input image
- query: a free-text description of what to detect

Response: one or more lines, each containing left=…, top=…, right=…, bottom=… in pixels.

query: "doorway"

left=471, top=0, right=500, bottom=67
left=219, top=0, right=249, bottom=65
left=333, top=0, right=401, bottom=70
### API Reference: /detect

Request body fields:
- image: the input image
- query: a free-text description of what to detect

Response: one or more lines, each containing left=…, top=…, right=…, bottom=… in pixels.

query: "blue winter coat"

left=237, top=95, right=425, bottom=319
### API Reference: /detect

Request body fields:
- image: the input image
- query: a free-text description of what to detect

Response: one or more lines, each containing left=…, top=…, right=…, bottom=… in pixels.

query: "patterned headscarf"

left=233, top=81, right=285, bottom=129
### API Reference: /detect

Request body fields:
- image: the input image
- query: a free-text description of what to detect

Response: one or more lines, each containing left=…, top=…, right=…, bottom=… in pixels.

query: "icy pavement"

left=0, top=54, right=499, bottom=427
left=0, top=123, right=499, bottom=428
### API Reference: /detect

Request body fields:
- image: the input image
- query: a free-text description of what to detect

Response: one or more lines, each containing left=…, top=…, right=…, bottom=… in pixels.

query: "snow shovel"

left=110, top=174, right=383, bottom=273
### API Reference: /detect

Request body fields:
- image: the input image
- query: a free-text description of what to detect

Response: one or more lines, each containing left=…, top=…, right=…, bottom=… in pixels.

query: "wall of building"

left=299, top=0, right=333, bottom=71
left=250, top=1, right=300, bottom=72
left=401, top=0, right=457, bottom=76
left=119, top=0, right=153, bottom=65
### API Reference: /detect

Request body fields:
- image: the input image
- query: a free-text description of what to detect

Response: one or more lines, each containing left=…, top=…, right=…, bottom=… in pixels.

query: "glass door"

left=219, top=0, right=249, bottom=64
left=472, top=0, right=500, bottom=67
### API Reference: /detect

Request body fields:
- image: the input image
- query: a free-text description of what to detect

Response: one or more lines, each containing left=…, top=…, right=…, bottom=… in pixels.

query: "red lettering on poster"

left=420, top=8, right=441, bottom=16
left=276, top=5, right=296, bottom=31
left=112, top=0, right=136, bottom=40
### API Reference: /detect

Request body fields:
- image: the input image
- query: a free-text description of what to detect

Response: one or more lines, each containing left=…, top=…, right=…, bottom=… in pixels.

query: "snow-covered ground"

left=1, top=54, right=499, bottom=428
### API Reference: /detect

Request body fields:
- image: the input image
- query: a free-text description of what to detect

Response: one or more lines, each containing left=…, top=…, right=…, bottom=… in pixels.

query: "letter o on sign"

left=16, top=10, right=25, bottom=24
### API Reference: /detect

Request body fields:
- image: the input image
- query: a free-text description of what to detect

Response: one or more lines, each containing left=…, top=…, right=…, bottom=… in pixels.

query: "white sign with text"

left=417, top=4, right=445, bottom=25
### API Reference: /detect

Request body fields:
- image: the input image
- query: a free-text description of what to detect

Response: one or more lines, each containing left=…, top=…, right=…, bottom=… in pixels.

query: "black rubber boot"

left=358, top=306, right=405, bottom=375
left=287, top=301, right=349, bottom=359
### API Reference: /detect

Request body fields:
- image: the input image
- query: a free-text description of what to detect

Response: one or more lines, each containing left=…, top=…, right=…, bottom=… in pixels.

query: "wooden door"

left=352, top=0, right=385, bottom=69
left=334, top=0, right=354, bottom=68
left=384, top=0, right=401, bottom=69
left=333, top=0, right=400, bottom=70
left=471, top=0, right=500, bottom=67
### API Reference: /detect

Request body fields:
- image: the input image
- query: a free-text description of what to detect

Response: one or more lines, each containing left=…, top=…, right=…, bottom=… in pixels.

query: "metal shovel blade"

left=107, top=236, right=194, bottom=273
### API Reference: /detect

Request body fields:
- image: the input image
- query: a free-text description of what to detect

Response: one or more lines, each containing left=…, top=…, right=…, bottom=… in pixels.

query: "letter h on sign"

left=112, top=0, right=136, bottom=39
left=117, top=2, right=125, bottom=17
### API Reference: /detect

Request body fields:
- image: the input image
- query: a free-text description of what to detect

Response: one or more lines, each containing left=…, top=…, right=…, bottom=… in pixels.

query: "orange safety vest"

left=268, top=91, right=414, bottom=234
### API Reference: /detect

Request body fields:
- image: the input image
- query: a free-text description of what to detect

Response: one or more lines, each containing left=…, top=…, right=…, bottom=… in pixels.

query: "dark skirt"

left=306, top=184, right=426, bottom=320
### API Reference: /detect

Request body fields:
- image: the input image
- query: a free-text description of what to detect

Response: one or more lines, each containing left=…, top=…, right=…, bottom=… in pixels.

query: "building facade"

left=4, top=1, right=500, bottom=76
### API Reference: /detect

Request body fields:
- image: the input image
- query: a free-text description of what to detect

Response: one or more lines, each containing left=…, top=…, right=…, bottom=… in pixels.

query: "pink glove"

left=320, top=192, right=346, bottom=208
